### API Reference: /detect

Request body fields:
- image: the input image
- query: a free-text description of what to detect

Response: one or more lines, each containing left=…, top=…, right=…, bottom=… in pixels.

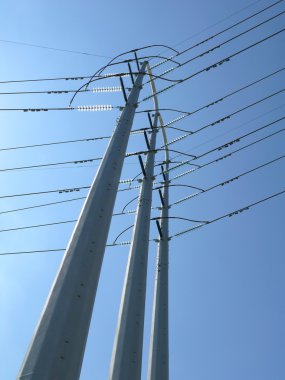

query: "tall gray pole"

left=148, top=112, right=170, bottom=378
left=109, top=110, right=158, bottom=380
left=17, top=61, right=147, bottom=380
left=148, top=163, right=169, bottom=380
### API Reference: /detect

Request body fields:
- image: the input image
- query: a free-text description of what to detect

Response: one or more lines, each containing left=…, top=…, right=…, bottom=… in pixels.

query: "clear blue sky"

left=0, top=0, right=284, bottom=379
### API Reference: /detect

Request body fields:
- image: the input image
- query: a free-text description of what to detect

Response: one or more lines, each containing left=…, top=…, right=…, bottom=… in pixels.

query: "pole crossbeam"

left=17, top=62, right=147, bottom=380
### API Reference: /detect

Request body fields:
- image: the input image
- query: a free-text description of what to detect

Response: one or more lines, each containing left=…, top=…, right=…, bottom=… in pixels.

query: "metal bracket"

left=138, top=155, right=146, bottom=177
left=128, top=62, right=135, bottom=85
left=158, top=189, right=165, bottom=207
left=119, top=76, right=128, bottom=103
left=155, top=220, right=163, bottom=239
left=143, top=131, right=151, bottom=150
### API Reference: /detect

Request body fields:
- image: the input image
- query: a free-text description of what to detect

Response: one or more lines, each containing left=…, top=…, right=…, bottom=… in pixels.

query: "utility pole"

left=148, top=158, right=169, bottom=380
left=141, top=63, right=170, bottom=378
left=17, top=61, right=147, bottom=380
left=109, top=64, right=159, bottom=380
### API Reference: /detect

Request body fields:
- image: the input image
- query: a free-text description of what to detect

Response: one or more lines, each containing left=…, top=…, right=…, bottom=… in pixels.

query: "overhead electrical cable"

left=0, top=127, right=153, bottom=153
left=153, top=0, right=282, bottom=62
left=170, top=188, right=285, bottom=239
left=142, top=28, right=285, bottom=102
left=149, top=5, right=285, bottom=78
left=2, top=187, right=283, bottom=240
left=0, top=2, right=281, bottom=86
left=169, top=154, right=285, bottom=207
left=138, top=66, right=285, bottom=127
left=163, top=88, right=285, bottom=148
left=1, top=128, right=283, bottom=216
left=0, top=197, right=86, bottom=215
left=169, top=128, right=285, bottom=181
left=0, top=38, right=111, bottom=58
left=0, top=249, right=66, bottom=256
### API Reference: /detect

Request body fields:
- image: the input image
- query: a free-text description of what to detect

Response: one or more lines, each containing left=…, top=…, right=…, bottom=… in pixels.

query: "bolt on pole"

left=109, top=111, right=159, bottom=380
left=17, top=61, right=147, bottom=380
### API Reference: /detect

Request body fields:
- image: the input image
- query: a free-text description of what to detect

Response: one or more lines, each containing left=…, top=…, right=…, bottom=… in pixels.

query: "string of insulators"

left=168, top=133, right=190, bottom=146
left=103, top=73, right=129, bottom=78
left=77, top=105, right=113, bottom=111
left=164, top=114, right=189, bottom=127
left=159, top=67, right=175, bottom=76
left=150, top=54, right=176, bottom=69
left=92, top=86, right=122, bottom=93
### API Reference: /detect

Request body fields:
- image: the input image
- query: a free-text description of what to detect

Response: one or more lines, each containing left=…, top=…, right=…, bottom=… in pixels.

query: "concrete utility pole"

left=17, top=61, right=147, bottom=380
left=109, top=64, right=159, bottom=380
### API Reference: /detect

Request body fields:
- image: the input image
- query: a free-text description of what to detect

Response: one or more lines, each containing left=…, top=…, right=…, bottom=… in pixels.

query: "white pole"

left=17, top=62, right=147, bottom=380
left=109, top=113, right=158, bottom=380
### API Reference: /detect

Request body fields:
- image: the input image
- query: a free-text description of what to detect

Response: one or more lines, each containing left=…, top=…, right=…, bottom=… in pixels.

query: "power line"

left=0, top=157, right=102, bottom=173
left=139, top=66, right=285, bottom=127
left=0, top=86, right=124, bottom=96
left=0, top=186, right=90, bottom=200
left=124, top=94, right=285, bottom=187
left=167, top=113, right=285, bottom=169
left=0, top=38, right=111, bottom=58
left=170, top=127, right=285, bottom=181
left=2, top=184, right=283, bottom=255
left=171, top=0, right=278, bottom=48
left=0, top=105, right=117, bottom=112
left=0, top=219, right=77, bottom=233
left=0, top=70, right=180, bottom=96
left=167, top=103, right=285, bottom=158
left=164, top=88, right=285, bottom=148
left=0, top=75, right=92, bottom=85
left=0, top=136, right=110, bottom=152
left=142, top=28, right=285, bottom=102
left=170, top=154, right=285, bottom=207
left=0, top=197, right=86, bottom=215
left=1, top=133, right=283, bottom=217
left=0, top=2, right=281, bottom=87
left=151, top=3, right=285, bottom=74
left=145, top=7, right=285, bottom=90
left=0, top=181, right=142, bottom=200
left=171, top=188, right=285, bottom=239
left=0, top=249, right=65, bottom=256
left=0, top=146, right=168, bottom=173
left=0, top=127, right=153, bottom=153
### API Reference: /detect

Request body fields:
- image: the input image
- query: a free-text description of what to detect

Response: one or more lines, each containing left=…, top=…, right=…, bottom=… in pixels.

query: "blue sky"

left=0, top=0, right=284, bottom=379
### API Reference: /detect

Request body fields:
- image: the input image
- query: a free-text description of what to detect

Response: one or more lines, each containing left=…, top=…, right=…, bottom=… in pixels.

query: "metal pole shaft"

left=146, top=63, right=170, bottom=379
left=17, top=62, right=147, bottom=380
left=148, top=168, right=169, bottom=380
left=109, top=113, right=158, bottom=380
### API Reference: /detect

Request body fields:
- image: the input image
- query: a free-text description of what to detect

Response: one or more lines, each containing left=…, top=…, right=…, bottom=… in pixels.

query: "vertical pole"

left=109, top=112, right=158, bottom=380
left=17, top=62, right=147, bottom=380
left=148, top=163, right=169, bottom=380
left=144, top=63, right=170, bottom=379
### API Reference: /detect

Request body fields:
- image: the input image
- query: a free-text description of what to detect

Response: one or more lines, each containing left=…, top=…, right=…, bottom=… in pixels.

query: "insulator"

left=92, top=86, right=122, bottom=93
left=165, top=114, right=187, bottom=127
left=168, top=134, right=189, bottom=146
left=151, top=54, right=176, bottom=69
left=77, top=105, right=113, bottom=111
left=159, top=67, right=174, bottom=76
left=103, top=73, right=129, bottom=78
